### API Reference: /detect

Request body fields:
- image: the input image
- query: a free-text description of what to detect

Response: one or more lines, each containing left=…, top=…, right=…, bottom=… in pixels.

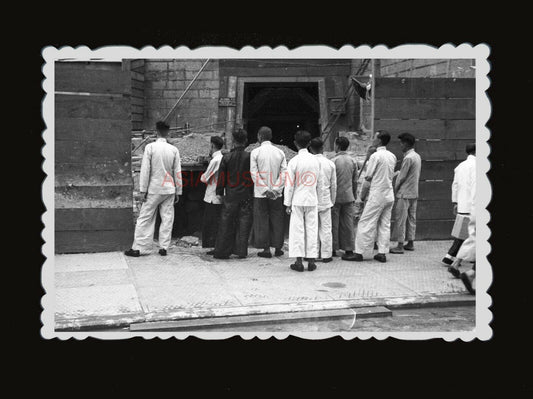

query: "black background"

left=14, top=10, right=530, bottom=395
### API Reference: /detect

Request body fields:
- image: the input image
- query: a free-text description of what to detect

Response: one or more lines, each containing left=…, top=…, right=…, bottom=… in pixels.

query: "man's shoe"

left=290, top=263, right=305, bottom=272
left=390, top=246, right=404, bottom=254
left=342, top=253, right=363, bottom=261
left=124, top=249, right=140, bottom=257
left=206, top=250, right=215, bottom=255
left=213, top=254, right=230, bottom=259
left=441, top=257, right=453, bottom=265
left=460, top=272, right=475, bottom=295
left=322, top=257, right=333, bottom=263
left=258, top=250, right=272, bottom=258
left=159, top=249, right=167, bottom=256
left=274, top=249, right=284, bottom=256
left=374, top=253, right=387, bottom=263
left=404, top=242, right=415, bottom=251
left=308, top=262, right=317, bottom=272
left=447, top=266, right=461, bottom=278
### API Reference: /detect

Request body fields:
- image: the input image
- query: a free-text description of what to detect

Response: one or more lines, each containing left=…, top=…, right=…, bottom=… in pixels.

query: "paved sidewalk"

left=54, top=241, right=474, bottom=330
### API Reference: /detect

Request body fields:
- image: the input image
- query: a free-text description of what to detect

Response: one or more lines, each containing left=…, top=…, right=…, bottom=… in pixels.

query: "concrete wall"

left=143, top=59, right=221, bottom=133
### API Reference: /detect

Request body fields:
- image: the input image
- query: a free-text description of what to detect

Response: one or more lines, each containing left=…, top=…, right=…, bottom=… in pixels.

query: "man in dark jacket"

left=213, top=129, right=254, bottom=259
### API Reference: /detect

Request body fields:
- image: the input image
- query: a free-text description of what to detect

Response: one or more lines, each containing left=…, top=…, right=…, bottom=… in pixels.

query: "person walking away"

left=284, top=130, right=321, bottom=272
left=442, top=144, right=476, bottom=265
left=447, top=144, right=476, bottom=289
left=200, top=136, right=225, bottom=255
left=390, top=133, right=422, bottom=254
left=213, top=129, right=254, bottom=259
left=250, top=126, right=287, bottom=258
left=353, top=131, right=397, bottom=262
left=125, top=121, right=181, bottom=257
left=309, top=138, right=337, bottom=263
left=330, top=136, right=359, bottom=260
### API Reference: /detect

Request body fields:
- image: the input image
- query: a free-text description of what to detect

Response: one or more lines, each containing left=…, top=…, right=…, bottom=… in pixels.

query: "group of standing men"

left=198, top=125, right=425, bottom=272
left=124, top=120, right=476, bottom=293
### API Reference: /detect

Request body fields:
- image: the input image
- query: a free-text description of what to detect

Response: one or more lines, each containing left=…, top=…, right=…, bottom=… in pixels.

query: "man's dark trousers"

left=253, top=197, right=285, bottom=250
left=202, top=203, right=222, bottom=248
left=215, top=198, right=253, bottom=257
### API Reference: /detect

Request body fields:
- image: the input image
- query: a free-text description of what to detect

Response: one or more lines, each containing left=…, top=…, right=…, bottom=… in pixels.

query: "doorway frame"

left=235, top=77, right=328, bottom=135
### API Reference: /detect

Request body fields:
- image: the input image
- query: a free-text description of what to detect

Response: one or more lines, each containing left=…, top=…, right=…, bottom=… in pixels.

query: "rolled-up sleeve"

left=139, top=144, right=152, bottom=193
left=451, top=168, right=458, bottom=203
left=331, top=164, right=337, bottom=205
left=173, top=149, right=182, bottom=195
left=283, top=160, right=296, bottom=207
left=215, top=156, right=227, bottom=197
left=273, top=153, right=287, bottom=195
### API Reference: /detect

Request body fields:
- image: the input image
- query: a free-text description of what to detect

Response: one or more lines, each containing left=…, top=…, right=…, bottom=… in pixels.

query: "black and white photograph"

left=41, top=45, right=491, bottom=339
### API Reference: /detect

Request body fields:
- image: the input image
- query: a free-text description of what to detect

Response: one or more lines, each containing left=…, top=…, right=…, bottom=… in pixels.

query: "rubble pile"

left=168, top=133, right=214, bottom=165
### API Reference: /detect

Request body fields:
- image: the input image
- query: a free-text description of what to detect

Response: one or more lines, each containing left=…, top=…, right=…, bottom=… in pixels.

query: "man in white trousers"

left=447, top=145, right=476, bottom=293
left=125, top=121, right=182, bottom=257
left=442, top=143, right=476, bottom=265
left=309, top=137, right=337, bottom=263
left=284, top=130, right=321, bottom=272
left=354, top=131, right=397, bottom=262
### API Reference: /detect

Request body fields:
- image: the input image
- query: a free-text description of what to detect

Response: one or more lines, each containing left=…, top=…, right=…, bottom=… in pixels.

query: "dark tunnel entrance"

left=242, top=82, right=321, bottom=150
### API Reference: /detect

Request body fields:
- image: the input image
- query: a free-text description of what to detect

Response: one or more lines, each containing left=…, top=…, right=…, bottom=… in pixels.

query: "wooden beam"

left=225, top=76, right=237, bottom=149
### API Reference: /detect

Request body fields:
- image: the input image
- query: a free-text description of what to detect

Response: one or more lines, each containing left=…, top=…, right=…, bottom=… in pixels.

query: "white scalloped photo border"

left=41, top=43, right=492, bottom=340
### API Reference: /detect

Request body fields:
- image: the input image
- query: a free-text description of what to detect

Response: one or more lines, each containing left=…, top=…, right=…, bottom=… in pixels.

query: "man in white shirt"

left=309, top=137, right=337, bottom=263
left=250, top=126, right=287, bottom=258
left=443, top=143, right=476, bottom=266
left=200, top=136, right=225, bottom=254
left=125, top=121, right=182, bottom=257
left=448, top=145, right=476, bottom=291
left=354, top=131, right=397, bottom=262
left=284, top=130, right=321, bottom=272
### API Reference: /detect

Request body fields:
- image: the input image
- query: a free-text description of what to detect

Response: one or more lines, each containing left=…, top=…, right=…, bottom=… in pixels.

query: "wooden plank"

left=59, top=212, right=130, bottom=234
left=388, top=139, right=473, bottom=161
left=374, top=98, right=475, bottom=120
left=416, top=200, right=454, bottom=220
left=418, top=181, right=452, bottom=200
left=55, top=140, right=130, bottom=164
left=415, top=219, right=455, bottom=240
left=55, top=62, right=131, bottom=95
left=374, top=119, right=475, bottom=140
left=420, top=160, right=460, bottom=181
left=55, top=94, right=130, bottom=120
left=131, top=96, right=144, bottom=107
left=55, top=117, right=130, bottom=142
left=55, top=185, right=132, bottom=209
left=55, top=208, right=133, bottom=231
left=132, top=79, right=145, bottom=90
left=55, top=162, right=132, bottom=187
left=55, top=229, right=133, bottom=253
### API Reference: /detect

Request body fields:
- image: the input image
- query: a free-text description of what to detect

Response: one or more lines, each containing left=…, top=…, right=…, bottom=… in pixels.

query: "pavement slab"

left=54, top=240, right=475, bottom=330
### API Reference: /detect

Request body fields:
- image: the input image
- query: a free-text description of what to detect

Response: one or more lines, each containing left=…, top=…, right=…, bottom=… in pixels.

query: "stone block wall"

left=143, top=59, right=221, bottom=133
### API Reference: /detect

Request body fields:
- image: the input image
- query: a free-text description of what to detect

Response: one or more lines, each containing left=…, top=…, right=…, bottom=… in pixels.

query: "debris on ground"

left=176, top=236, right=200, bottom=247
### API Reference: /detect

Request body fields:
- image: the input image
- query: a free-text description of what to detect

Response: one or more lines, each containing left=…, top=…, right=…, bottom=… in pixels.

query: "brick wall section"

left=143, top=59, right=221, bottom=132
left=380, top=59, right=475, bottom=78
left=130, top=59, right=145, bottom=130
